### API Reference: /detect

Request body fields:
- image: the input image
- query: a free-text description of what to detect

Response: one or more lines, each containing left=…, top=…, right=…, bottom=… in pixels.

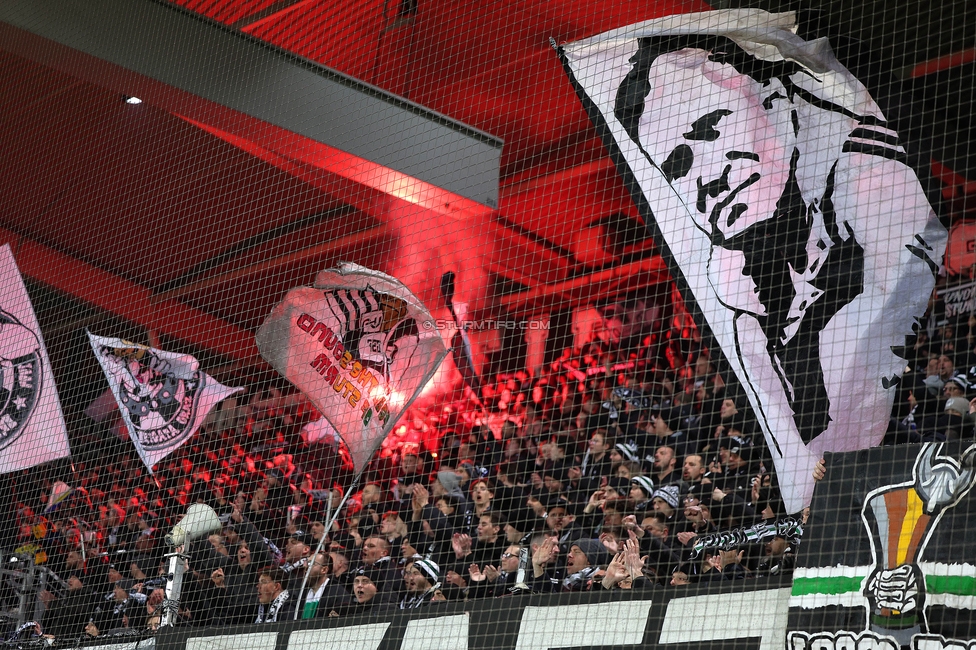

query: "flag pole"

left=289, top=355, right=447, bottom=620
left=293, top=475, right=357, bottom=620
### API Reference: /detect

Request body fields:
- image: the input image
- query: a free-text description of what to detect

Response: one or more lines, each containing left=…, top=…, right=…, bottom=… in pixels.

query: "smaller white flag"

left=257, top=263, right=448, bottom=475
left=87, top=332, right=244, bottom=473
left=0, top=244, right=70, bottom=474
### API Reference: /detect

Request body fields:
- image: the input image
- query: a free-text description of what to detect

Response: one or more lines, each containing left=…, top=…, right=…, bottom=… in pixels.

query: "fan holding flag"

left=256, top=263, right=448, bottom=617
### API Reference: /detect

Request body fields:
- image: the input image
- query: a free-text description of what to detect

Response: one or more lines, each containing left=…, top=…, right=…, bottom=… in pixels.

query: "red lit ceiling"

left=1, top=0, right=971, bottom=403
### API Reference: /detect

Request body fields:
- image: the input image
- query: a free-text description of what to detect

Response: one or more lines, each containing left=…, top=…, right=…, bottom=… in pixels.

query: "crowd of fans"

left=5, top=290, right=974, bottom=642
left=892, top=312, right=976, bottom=442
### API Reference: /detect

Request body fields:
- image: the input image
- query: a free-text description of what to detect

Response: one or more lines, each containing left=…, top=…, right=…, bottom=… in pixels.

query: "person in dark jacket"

left=398, top=557, right=441, bottom=609
left=327, top=565, right=396, bottom=617
left=466, top=543, right=521, bottom=598
left=293, top=551, right=347, bottom=619
left=254, top=567, right=295, bottom=623
left=43, top=571, right=99, bottom=640
left=206, top=537, right=267, bottom=624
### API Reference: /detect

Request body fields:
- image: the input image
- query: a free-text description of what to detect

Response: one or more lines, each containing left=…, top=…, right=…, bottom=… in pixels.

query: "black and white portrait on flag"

left=560, top=9, right=947, bottom=512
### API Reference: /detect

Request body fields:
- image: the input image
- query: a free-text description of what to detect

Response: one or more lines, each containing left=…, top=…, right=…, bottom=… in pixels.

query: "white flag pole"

left=293, top=474, right=357, bottom=620
left=290, top=354, right=444, bottom=619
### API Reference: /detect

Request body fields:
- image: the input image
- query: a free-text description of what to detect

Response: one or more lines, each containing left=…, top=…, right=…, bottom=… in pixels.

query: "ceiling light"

left=124, top=96, right=142, bottom=105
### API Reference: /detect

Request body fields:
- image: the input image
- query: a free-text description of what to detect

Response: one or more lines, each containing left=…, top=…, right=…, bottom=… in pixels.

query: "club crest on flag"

left=87, top=332, right=244, bottom=472
left=0, top=244, right=70, bottom=473
left=94, top=343, right=203, bottom=449
left=0, top=309, right=43, bottom=452
left=257, top=263, right=448, bottom=474
left=788, top=443, right=976, bottom=650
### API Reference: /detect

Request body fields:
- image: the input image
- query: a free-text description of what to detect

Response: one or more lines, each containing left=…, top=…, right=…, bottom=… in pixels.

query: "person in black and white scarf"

left=91, top=579, right=147, bottom=634
left=281, top=531, right=312, bottom=594
left=255, top=568, right=294, bottom=623
left=399, top=557, right=441, bottom=609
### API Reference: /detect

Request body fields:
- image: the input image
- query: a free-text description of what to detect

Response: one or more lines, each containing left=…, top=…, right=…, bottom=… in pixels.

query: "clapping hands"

left=452, top=533, right=473, bottom=559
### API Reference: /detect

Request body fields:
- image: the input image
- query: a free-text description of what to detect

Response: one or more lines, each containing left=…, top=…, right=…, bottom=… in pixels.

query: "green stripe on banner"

left=791, top=574, right=976, bottom=598
left=926, top=574, right=976, bottom=596
left=791, top=576, right=865, bottom=596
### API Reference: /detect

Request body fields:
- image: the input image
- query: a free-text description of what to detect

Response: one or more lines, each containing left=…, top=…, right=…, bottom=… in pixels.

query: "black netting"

left=0, top=1, right=973, bottom=649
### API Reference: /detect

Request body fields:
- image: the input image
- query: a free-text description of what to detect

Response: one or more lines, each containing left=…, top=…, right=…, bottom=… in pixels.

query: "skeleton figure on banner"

left=257, top=264, right=448, bottom=476
left=613, top=35, right=943, bottom=455
left=95, top=344, right=200, bottom=448
left=322, top=286, right=420, bottom=391
left=860, top=443, right=976, bottom=645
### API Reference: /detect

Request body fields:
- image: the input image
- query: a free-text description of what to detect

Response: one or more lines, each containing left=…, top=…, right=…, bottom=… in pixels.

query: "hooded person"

left=432, top=471, right=467, bottom=502
left=561, top=538, right=610, bottom=592
left=399, top=557, right=441, bottom=609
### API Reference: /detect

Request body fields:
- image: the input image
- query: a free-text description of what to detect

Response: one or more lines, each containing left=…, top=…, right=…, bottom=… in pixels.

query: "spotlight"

left=123, top=96, right=143, bottom=105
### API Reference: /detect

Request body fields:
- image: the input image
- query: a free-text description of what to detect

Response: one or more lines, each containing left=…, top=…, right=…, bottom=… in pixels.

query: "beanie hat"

left=355, top=563, right=385, bottom=586
left=505, top=506, right=538, bottom=533
left=436, top=471, right=466, bottom=500
left=631, top=476, right=655, bottom=499
left=945, top=396, right=971, bottom=418
left=545, top=497, right=570, bottom=514
left=457, top=461, right=476, bottom=478
left=946, top=374, right=970, bottom=392
left=411, top=557, right=440, bottom=584
left=651, top=485, right=680, bottom=510
left=725, top=435, right=753, bottom=461
left=571, top=538, right=610, bottom=568
left=605, top=476, right=631, bottom=496
left=614, top=442, right=639, bottom=462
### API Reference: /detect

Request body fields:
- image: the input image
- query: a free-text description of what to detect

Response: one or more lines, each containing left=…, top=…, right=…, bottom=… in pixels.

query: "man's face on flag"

left=640, top=50, right=795, bottom=239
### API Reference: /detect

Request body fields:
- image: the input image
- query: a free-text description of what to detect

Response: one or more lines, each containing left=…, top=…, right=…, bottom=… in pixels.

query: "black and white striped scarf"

left=398, top=582, right=441, bottom=609
left=282, top=557, right=309, bottom=574
left=256, top=590, right=290, bottom=623
left=561, top=565, right=599, bottom=591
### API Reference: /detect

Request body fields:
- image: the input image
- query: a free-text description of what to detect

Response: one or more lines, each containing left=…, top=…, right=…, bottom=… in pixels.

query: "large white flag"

left=87, top=332, right=244, bottom=473
left=559, top=9, right=947, bottom=512
left=257, top=263, right=448, bottom=475
left=0, top=244, right=70, bottom=473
